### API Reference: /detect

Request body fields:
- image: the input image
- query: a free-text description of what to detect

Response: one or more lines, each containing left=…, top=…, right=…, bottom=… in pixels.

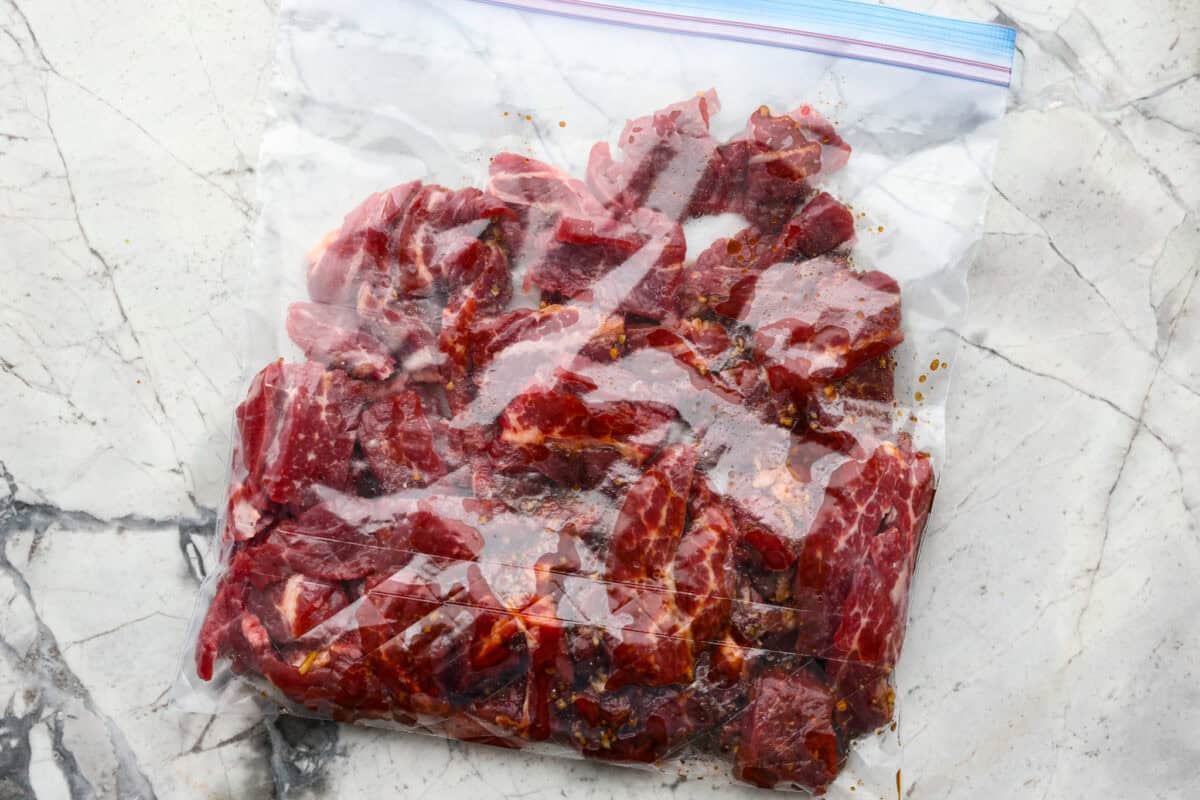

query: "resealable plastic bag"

left=175, top=1, right=1014, bottom=795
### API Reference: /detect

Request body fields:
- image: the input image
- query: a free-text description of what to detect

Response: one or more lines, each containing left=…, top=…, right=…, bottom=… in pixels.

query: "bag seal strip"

left=466, top=0, right=1016, bottom=86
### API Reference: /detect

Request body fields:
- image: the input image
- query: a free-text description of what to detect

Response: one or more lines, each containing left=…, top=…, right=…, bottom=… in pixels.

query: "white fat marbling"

left=0, top=0, right=1197, bottom=798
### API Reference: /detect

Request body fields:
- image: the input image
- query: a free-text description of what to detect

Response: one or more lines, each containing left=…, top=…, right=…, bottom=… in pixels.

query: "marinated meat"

left=197, top=91, right=934, bottom=795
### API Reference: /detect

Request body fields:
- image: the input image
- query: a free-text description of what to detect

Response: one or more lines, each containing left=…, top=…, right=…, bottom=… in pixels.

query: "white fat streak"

left=278, top=574, right=306, bottom=637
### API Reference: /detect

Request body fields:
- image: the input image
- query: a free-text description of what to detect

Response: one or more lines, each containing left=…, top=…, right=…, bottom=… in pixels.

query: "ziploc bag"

left=175, top=0, right=1014, bottom=794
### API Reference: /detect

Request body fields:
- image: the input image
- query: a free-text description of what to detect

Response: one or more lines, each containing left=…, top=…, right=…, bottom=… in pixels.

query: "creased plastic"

left=174, top=0, right=1014, bottom=795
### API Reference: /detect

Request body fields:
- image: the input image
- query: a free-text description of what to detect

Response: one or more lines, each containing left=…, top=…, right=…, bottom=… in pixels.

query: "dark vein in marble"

left=7, top=6, right=207, bottom=514
left=1105, top=111, right=1191, bottom=213
left=63, top=611, right=187, bottom=649
left=2, top=493, right=218, bottom=537
left=0, top=541, right=160, bottom=799
left=989, top=179, right=1156, bottom=353
left=263, top=715, right=339, bottom=800
left=1126, top=72, right=1200, bottom=106
left=49, top=712, right=100, bottom=800
left=1063, top=242, right=1198, bottom=683
left=0, top=698, right=37, bottom=800
left=1130, top=105, right=1200, bottom=140
left=8, top=0, right=252, bottom=218
left=951, top=333, right=1164, bottom=441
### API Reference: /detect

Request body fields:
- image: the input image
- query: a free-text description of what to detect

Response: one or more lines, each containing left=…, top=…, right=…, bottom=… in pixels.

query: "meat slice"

left=696, top=414, right=841, bottom=569
left=195, top=533, right=355, bottom=682
left=307, top=181, right=510, bottom=307
left=672, top=479, right=737, bottom=646
left=355, top=285, right=440, bottom=363
left=586, top=89, right=722, bottom=220
left=471, top=304, right=624, bottom=375
left=438, top=296, right=478, bottom=414
left=286, top=302, right=395, bottom=380
left=496, top=388, right=675, bottom=488
left=247, top=573, right=351, bottom=644
left=488, top=152, right=614, bottom=293
left=604, top=445, right=697, bottom=689
left=778, top=192, right=857, bottom=258
left=266, top=503, right=402, bottom=582
left=229, top=612, right=396, bottom=720
left=607, top=444, right=696, bottom=586
left=678, top=193, right=854, bottom=318
left=810, top=354, right=897, bottom=438
left=732, top=668, right=840, bottom=792
left=826, top=442, right=934, bottom=736
left=442, top=236, right=512, bottom=313
left=562, top=659, right=744, bottom=763
left=253, top=498, right=484, bottom=586
left=489, top=153, right=684, bottom=318
left=236, top=361, right=365, bottom=505
left=306, top=182, right=423, bottom=305
left=738, top=105, right=851, bottom=230
left=359, top=390, right=461, bottom=491
left=749, top=259, right=903, bottom=396
left=793, top=437, right=933, bottom=658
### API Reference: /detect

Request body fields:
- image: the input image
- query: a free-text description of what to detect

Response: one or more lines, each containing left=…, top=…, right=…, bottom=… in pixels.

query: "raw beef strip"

left=358, top=390, right=462, bottom=492
left=825, top=441, right=933, bottom=736
left=306, top=182, right=423, bottom=305
left=494, top=387, right=675, bottom=487
left=307, top=181, right=510, bottom=306
left=236, top=361, right=365, bottom=505
left=561, top=659, right=743, bottom=763
left=586, top=89, right=722, bottom=220
left=748, top=258, right=903, bottom=395
left=355, top=284, right=440, bottom=360
left=286, top=301, right=395, bottom=380
left=678, top=192, right=855, bottom=318
left=732, top=668, right=840, bottom=791
left=737, top=104, right=852, bottom=230
left=793, top=437, right=933, bottom=657
left=672, top=478, right=737, bottom=646
left=604, top=445, right=697, bottom=689
left=809, top=354, right=897, bottom=438
left=489, top=153, right=684, bottom=318
left=194, top=548, right=347, bottom=681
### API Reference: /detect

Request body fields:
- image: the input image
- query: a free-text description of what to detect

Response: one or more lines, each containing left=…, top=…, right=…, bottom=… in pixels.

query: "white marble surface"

left=1, top=0, right=1198, bottom=798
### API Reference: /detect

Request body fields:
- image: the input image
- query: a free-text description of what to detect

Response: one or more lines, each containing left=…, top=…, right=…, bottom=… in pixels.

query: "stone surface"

left=0, top=0, right=1197, bottom=798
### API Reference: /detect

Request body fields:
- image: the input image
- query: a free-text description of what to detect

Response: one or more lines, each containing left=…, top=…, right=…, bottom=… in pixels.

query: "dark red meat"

left=749, top=258, right=903, bottom=396
left=586, top=89, right=721, bottom=220
left=672, top=478, right=737, bottom=645
left=359, top=390, right=461, bottom=491
left=500, top=389, right=675, bottom=473
left=355, top=285, right=440, bottom=358
left=733, top=668, right=840, bottom=791
left=198, top=92, right=934, bottom=793
left=738, top=104, right=851, bottom=229
left=794, top=437, right=933, bottom=658
left=306, top=182, right=424, bottom=306
left=286, top=301, right=395, bottom=380
left=306, top=182, right=509, bottom=306
left=488, top=153, right=683, bottom=319
left=236, top=361, right=365, bottom=505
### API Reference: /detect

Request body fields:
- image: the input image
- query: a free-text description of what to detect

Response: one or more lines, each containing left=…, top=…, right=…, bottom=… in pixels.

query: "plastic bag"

left=175, top=0, right=1014, bottom=795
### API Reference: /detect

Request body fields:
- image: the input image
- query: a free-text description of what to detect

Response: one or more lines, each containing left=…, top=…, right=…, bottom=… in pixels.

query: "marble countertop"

left=1, top=0, right=1197, bottom=798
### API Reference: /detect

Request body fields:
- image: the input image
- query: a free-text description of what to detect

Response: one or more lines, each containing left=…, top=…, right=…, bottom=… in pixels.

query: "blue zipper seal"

left=467, top=0, right=1016, bottom=87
